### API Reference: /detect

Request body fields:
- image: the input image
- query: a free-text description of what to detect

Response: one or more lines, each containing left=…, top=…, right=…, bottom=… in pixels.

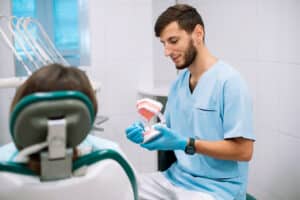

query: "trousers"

left=138, top=172, right=215, bottom=200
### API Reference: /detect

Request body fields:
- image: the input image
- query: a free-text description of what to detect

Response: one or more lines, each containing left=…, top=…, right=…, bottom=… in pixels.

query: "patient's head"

left=11, top=63, right=98, bottom=115
left=10, top=64, right=98, bottom=173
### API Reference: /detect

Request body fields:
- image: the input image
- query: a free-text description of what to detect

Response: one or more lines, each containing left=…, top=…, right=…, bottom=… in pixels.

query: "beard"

left=175, top=39, right=197, bottom=70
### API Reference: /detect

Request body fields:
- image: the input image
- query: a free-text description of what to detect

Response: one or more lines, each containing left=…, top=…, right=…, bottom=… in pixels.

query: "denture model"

left=136, top=98, right=165, bottom=143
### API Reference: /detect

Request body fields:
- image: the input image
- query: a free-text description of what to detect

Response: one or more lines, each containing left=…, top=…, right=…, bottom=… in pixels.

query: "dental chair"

left=0, top=91, right=138, bottom=200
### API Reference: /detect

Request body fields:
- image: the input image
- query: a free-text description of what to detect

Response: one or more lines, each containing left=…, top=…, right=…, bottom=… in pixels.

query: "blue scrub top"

left=163, top=60, right=255, bottom=200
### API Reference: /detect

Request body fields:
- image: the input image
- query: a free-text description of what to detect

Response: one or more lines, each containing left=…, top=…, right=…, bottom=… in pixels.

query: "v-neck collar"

left=186, top=60, right=220, bottom=96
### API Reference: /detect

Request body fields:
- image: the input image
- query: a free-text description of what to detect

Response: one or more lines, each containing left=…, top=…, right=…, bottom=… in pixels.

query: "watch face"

left=185, top=138, right=195, bottom=155
left=185, top=145, right=195, bottom=155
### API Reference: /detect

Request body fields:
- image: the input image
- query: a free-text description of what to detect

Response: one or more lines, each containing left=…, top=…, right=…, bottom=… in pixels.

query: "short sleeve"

left=222, top=75, right=255, bottom=140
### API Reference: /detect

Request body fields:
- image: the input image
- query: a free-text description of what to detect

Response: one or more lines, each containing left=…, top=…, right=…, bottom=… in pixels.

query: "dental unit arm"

left=136, top=98, right=165, bottom=143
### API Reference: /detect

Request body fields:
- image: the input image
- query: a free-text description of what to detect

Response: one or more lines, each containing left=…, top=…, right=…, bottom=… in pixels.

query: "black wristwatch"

left=184, top=138, right=196, bottom=155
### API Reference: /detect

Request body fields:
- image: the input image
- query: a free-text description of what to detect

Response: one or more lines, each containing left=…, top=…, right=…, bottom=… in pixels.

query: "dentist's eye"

left=167, top=36, right=179, bottom=44
left=170, top=39, right=178, bottom=44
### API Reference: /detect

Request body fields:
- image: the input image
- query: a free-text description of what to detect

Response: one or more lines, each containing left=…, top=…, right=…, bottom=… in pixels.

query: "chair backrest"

left=0, top=149, right=138, bottom=200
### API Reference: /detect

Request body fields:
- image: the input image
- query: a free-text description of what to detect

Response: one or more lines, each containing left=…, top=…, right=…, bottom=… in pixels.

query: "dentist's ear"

left=192, top=24, right=205, bottom=44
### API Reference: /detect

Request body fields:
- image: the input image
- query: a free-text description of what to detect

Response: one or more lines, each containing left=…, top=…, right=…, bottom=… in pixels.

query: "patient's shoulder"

left=0, top=135, right=123, bottom=162
left=80, top=135, right=122, bottom=153
left=0, top=142, right=18, bottom=161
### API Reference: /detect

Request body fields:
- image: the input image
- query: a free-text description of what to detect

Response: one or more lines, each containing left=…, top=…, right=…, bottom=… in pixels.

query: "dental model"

left=136, top=98, right=165, bottom=143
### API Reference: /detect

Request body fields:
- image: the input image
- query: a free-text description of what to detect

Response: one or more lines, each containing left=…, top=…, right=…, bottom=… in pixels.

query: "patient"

left=0, top=64, right=137, bottom=200
left=0, top=63, right=121, bottom=174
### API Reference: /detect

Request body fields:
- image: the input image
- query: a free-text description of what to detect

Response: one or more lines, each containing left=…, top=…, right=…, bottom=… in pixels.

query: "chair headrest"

left=9, top=91, right=95, bottom=150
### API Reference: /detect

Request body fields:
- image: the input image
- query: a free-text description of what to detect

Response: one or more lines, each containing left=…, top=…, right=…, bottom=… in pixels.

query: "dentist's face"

left=159, top=21, right=197, bottom=70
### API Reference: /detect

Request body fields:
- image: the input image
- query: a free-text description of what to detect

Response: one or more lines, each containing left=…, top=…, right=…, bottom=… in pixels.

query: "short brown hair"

left=154, top=4, right=205, bottom=38
left=11, top=63, right=98, bottom=115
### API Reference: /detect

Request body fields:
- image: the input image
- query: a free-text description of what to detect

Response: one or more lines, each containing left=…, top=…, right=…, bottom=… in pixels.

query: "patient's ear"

left=73, top=148, right=79, bottom=160
left=28, top=154, right=41, bottom=174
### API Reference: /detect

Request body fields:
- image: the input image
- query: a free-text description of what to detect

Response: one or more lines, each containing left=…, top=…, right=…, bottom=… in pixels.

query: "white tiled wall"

left=258, top=0, right=300, bottom=64
left=180, top=0, right=300, bottom=199
left=152, top=0, right=177, bottom=88
left=88, top=0, right=157, bottom=172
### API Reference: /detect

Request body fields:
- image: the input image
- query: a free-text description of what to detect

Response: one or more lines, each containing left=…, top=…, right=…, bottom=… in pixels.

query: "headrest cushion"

left=9, top=91, right=95, bottom=149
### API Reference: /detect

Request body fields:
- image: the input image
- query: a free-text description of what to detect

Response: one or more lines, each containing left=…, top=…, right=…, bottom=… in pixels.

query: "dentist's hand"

left=125, top=121, right=144, bottom=144
left=141, top=125, right=187, bottom=151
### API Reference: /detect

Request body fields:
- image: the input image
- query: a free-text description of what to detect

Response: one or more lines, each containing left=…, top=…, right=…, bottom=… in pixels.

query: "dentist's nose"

left=164, top=45, right=172, bottom=57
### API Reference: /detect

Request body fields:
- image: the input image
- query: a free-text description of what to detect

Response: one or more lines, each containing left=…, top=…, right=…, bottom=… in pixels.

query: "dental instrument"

left=2, top=16, right=40, bottom=70
left=15, top=17, right=48, bottom=66
left=0, top=16, right=32, bottom=75
left=0, top=16, right=73, bottom=88
left=22, top=17, right=69, bottom=66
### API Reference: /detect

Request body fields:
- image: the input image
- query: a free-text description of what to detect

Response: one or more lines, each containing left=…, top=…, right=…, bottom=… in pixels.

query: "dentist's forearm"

left=194, top=138, right=254, bottom=161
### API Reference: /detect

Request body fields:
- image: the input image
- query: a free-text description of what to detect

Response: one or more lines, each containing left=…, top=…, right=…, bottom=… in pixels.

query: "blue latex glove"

left=141, top=124, right=187, bottom=151
left=125, top=121, right=144, bottom=144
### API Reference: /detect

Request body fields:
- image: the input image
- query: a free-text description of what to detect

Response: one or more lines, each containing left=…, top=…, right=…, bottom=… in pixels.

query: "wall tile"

left=248, top=127, right=281, bottom=198
left=182, top=0, right=259, bottom=61
left=104, top=1, right=152, bottom=62
left=152, top=0, right=177, bottom=88
left=278, top=64, right=300, bottom=138
left=88, top=0, right=156, bottom=173
left=273, top=134, right=300, bottom=199
left=257, top=0, right=300, bottom=64
left=255, top=62, right=281, bottom=132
